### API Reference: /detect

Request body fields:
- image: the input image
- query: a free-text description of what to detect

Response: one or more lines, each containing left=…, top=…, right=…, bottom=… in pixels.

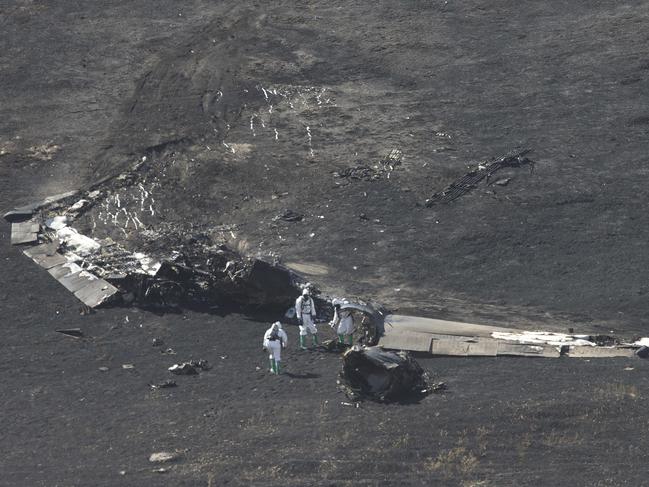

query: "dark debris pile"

left=339, top=346, right=438, bottom=403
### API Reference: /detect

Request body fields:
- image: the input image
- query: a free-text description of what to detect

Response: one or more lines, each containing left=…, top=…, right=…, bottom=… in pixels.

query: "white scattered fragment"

left=67, top=199, right=88, bottom=213
left=274, top=128, right=279, bottom=140
left=149, top=452, right=179, bottom=463
left=491, top=331, right=597, bottom=347
left=57, top=227, right=101, bottom=256
left=305, top=126, right=314, bottom=157
left=122, top=364, right=135, bottom=369
left=309, top=232, right=315, bottom=238
left=633, top=337, right=649, bottom=347
left=46, top=215, right=68, bottom=230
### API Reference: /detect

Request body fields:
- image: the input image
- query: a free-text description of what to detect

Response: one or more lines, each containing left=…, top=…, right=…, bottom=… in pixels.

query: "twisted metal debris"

left=425, top=149, right=533, bottom=206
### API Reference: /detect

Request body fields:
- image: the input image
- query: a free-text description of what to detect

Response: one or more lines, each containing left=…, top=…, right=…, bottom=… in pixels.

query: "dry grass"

left=593, top=383, right=639, bottom=401
left=425, top=446, right=479, bottom=477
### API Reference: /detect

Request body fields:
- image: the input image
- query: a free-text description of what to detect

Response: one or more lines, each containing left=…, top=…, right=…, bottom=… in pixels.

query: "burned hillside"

left=3, top=1, right=649, bottom=486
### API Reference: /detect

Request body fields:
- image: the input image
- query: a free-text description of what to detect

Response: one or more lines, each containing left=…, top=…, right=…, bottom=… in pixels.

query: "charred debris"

left=3, top=160, right=312, bottom=313
left=425, top=149, right=534, bottom=206
left=339, top=346, right=443, bottom=403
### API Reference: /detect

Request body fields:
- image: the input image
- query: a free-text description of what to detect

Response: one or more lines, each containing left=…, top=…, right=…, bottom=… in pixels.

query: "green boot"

left=299, top=335, right=307, bottom=350
left=269, top=358, right=276, bottom=374
left=347, top=335, right=353, bottom=346
left=312, top=333, right=319, bottom=346
left=275, top=361, right=281, bottom=375
left=338, top=334, right=345, bottom=344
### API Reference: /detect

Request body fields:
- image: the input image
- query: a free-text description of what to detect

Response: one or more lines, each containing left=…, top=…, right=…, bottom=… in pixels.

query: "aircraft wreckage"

left=5, top=167, right=649, bottom=360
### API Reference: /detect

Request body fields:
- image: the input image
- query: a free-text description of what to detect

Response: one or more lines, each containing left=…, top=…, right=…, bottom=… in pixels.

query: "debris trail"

left=425, top=149, right=533, bottom=206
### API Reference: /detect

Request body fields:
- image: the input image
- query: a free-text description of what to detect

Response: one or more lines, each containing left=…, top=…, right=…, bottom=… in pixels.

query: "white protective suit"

left=263, top=323, right=288, bottom=363
left=295, top=293, right=317, bottom=336
left=332, top=305, right=354, bottom=336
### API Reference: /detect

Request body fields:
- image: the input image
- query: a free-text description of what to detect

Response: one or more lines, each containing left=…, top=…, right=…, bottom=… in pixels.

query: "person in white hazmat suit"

left=330, top=299, right=355, bottom=346
left=263, top=321, right=288, bottom=374
left=295, top=288, right=318, bottom=349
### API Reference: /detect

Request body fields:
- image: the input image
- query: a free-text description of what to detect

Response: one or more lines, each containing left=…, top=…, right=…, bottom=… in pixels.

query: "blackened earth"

left=3, top=1, right=649, bottom=485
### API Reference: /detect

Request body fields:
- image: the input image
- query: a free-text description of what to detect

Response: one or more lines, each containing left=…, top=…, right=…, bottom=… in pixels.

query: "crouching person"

left=263, top=321, right=288, bottom=374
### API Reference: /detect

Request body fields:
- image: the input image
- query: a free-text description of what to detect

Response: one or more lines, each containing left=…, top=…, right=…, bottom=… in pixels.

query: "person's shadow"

left=284, top=372, right=320, bottom=379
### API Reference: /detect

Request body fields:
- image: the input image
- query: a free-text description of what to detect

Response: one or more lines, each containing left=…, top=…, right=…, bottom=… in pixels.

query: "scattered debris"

left=149, top=452, right=180, bottom=463
left=27, top=141, right=60, bottom=161
left=492, top=177, right=512, bottom=186
left=98, top=366, right=109, bottom=372
left=55, top=328, right=84, bottom=339
left=275, top=209, right=303, bottom=222
left=339, top=346, right=431, bottom=403
left=425, top=149, right=533, bottom=206
left=4, top=173, right=303, bottom=311
left=79, top=305, right=93, bottom=315
left=122, top=364, right=135, bottom=369
left=334, top=149, right=403, bottom=183
left=149, top=380, right=177, bottom=389
left=152, top=468, right=169, bottom=474
left=340, top=401, right=360, bottom=408
left=168, top=360, right=210, bottom=375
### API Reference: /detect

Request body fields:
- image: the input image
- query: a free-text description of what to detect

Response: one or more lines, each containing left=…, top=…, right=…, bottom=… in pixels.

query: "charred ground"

left=3, top=1, right=649, bottom=485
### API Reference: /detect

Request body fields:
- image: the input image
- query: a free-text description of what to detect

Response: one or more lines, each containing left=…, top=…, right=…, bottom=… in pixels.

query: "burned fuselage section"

left=339, top=346, right=432, bottom=403
left=4, top=162, right=305, bottom=311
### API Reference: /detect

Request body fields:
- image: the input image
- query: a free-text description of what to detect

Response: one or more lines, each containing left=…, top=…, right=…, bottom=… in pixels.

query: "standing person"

left=295, top=288, right=318, bottom=349
left=263, top=321, right=288, bottom=374
left=331, top=299, right=355, bottom=346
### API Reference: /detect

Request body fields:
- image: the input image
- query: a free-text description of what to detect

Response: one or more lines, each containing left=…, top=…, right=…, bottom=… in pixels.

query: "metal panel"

left=23, top=243, right=58, bottom=257
left=48, top=264, right=77, bottom=280
left=73, top=279, right=118, bottom=307
left=431, top=336, right=499, bottom=356
left=384, top=314, right=515, bottom=338
left=496, top=342, right=561, bottom=358
left=58, top=271, right=93, bottom=293
left=379, top=331, right=433, bottom=352
left=567, top=347, right=636, bottom=358
left=11, top=220, right=39, bottom=245
left=30, top=252, right=68, bottom=269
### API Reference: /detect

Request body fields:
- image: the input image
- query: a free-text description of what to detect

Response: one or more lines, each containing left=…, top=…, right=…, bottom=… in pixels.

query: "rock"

left=152, top=338, right=164, bottom=347
left=149, top=452, right=179, bottom=463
